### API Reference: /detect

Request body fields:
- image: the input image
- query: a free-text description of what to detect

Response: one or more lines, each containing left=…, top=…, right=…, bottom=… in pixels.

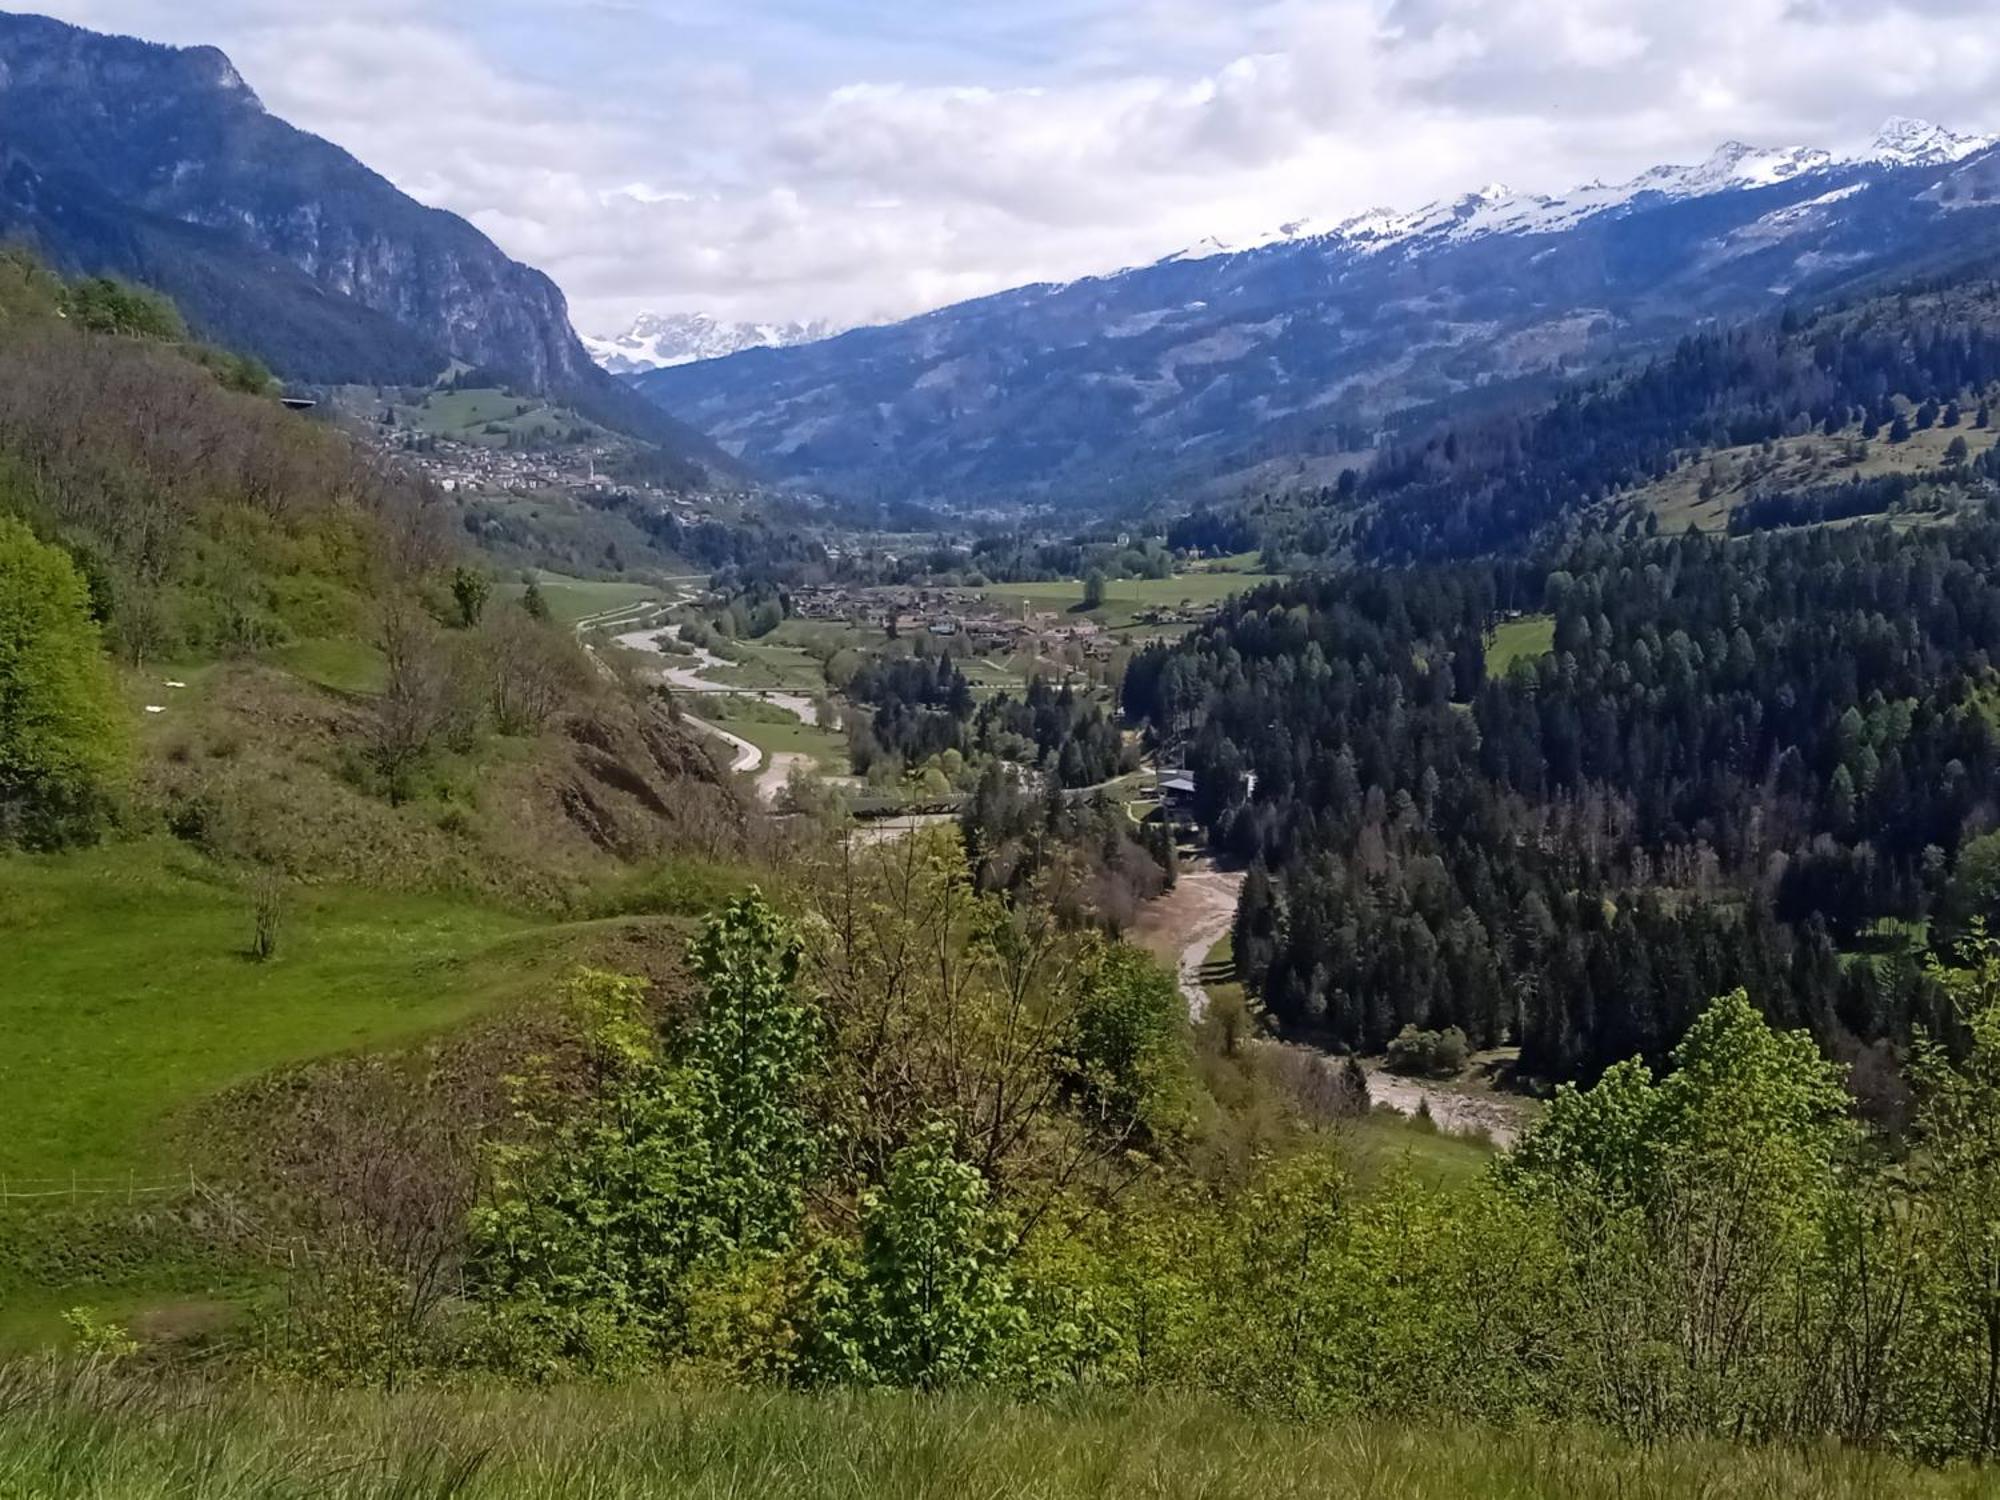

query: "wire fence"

left=0, top=1168, right=201, bottom=1206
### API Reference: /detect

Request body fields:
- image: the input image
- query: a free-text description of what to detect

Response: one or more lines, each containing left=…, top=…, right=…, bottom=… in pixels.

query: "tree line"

left=1125, top=519, right=2000, bottom=1081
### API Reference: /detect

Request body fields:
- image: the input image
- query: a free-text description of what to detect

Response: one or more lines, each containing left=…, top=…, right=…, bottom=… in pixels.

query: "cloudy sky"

left=25, top=0, right=2000, bottom=335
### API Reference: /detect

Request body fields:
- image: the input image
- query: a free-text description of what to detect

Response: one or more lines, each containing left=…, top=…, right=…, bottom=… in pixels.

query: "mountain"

left=0, top=10, right=729, bottom=477
left=584, top=311, right=838, bottom=374
left=637, top=120, right=2000, bottom=506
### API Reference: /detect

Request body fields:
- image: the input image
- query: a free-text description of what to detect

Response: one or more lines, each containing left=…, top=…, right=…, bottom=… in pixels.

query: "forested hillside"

left=1126, top=519, right=2000, bottom=1082
left=1258, top=271, right=2000, bottom=563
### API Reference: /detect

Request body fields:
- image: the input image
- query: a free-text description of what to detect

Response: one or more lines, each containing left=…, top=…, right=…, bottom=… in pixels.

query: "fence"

left=0, top=1167, right=201, bottom=1206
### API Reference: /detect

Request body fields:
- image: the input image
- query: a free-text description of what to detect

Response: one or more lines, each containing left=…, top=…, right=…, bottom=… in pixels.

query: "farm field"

left=500, top=571, right=666, bottom=627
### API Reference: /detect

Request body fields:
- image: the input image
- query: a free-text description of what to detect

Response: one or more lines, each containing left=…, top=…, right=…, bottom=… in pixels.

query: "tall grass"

left=1, top=1362, right=1994, bottom=1499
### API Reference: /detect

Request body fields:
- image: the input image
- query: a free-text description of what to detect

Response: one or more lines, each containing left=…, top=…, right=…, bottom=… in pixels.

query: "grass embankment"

left=0, top=842, right=563, bottom=1183
left=1, top=1374, right=1984, bottom=1499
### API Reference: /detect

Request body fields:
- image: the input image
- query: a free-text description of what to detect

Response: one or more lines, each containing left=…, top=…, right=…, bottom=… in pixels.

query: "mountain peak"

left=1868, top=116, right=1995, bottom=165
left=583, top=311, right=838, bottom=374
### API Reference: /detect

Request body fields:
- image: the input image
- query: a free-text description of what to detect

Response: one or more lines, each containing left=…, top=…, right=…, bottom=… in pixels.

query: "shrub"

left=0, top=517, right=128, bottom=846
left=1384, top=1025, right=1469, bottom=1079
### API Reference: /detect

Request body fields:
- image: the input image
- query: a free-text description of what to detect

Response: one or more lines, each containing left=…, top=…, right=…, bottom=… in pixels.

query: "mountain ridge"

left=584, top=311, right=840, bottom=374
left=0, top=9, right=730, bottom=477
left=636, top=119, right=2000, bottom=507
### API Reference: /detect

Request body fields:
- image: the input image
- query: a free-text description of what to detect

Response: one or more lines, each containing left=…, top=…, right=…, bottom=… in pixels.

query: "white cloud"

left=23, top=0, right=2000, bottom=334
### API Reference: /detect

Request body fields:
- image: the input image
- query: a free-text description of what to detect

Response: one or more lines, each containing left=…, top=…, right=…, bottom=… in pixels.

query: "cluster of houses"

left=378, top=430, right=720, bottom=516
left=792, top=584, right=1124, bottom=662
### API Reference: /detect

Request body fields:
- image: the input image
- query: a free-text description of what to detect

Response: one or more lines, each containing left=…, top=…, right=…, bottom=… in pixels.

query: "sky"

left=24, top=0, right=2000, bottom=336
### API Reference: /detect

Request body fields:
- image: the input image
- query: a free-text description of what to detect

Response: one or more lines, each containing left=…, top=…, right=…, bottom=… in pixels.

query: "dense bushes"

left=0, top=517, right=126, bottom=846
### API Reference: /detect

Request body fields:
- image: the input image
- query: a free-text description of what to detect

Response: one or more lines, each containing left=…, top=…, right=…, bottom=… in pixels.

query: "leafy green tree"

left=822, top=1122, right=1021, bottom=1388
left=1061, top=943, right=1191, bottom=1143
left=1907, top=933, right=2000, bottom=1457
left=471, top=896, right=821, bottom=1372
left=1081, top=569, right=1107, bottom=611
left=1503, top=990, right=1854, bottom=1440
left=63, top=277, right=185, bottom=341
left=521, top=577, right=551, bottom=621
left=450, top=564, right=491, bottom=628
left=682, top=895, right=819, bottom=1249
left=0, top=518, right=127, bottom=846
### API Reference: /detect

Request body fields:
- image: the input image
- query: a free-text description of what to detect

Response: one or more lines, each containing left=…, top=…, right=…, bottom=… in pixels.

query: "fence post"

left=70, top=1168, right=77, bottom=1205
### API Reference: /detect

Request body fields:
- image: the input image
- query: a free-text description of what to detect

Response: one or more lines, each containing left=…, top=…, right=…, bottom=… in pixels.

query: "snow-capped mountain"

left=583, top=311, right=838, bottom=374
left=639, top=120, right=2000, bottom=506
left=1173, top=120, right=1992, bottom=264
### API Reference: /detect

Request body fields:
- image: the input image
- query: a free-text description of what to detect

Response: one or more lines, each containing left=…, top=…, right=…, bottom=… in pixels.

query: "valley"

left=13, top=6, right=2000, bottom=1493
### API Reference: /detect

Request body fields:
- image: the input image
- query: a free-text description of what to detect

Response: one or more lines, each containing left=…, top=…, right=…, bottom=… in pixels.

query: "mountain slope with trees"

left=0, top=12, right=730, bottom=476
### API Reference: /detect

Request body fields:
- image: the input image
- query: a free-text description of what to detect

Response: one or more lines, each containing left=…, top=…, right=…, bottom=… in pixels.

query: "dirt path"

left=1129, top=861, right=1243, bottom=1020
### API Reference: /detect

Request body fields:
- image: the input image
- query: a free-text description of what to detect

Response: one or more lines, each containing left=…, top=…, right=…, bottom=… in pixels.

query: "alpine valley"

left=636, top=117, right=2000, bottom=504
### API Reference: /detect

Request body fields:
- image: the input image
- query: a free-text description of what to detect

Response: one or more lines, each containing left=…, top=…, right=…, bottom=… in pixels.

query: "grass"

left=705, top=640, right=828, bottom=693
left=701, top=696, right=850, bottom=773
left=500, top=571, right=666, bottom=628
left=265, top=637, right=387, bottom=695
left=391, top=386, right=603, bottom=449
left=1636, top=420, right=2000, bottom=534
left=964, top=567, right=1285, bottom=631
left=1, top=1373, right=1989, bottom=1498
left=0, top=842, right=563, bottom=1181
left=1342, top=1109, right=1497, bottom=1188
left=1486, top=615, right=1556, bottom=674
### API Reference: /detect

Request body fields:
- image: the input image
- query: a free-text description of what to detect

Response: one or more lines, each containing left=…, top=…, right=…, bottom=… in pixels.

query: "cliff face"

left=0, top=11, right=591, bottom=391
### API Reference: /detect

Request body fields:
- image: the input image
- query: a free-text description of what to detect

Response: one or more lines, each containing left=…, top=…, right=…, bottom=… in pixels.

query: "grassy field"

left=0, top=843, right=564, bottom=1181
left=1486, top=614, right=1556, bottom=674
left=501, top=571, right=667, bottom=628
left=2, top=1374, right=1987, bottom=1499
left=706, top=639, right=828, bottom=693
left=265, top=637, right=387, bottom=695
left=701, top=695, right=850, bottom=773
left=965, top=564, right=1285, bottom=631
left=1637, top=420, right=2000, bottom=534
left=389, top=387, right=602, bottom=449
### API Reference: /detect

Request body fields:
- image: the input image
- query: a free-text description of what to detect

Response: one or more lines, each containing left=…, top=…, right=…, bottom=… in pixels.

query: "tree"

left=1889, top=413, right=1912, bottom=444
left=521, top=577, right=551, bottom=622
left=681, top=894, right=820, bottom=1250
left=450, top=565, right=491, bottom=628
left=816, top=1122, right=1020, bottom=1387
left=470, top=897, right=821, bottom=1371
left=1082, top=569, right=1108, bottom=611
left=0, top=518, right=127, bottom=846
left=1948, top=434, right=1972, bottom=466
left=1502, top=990, right=1853, bottom=1440
left=62, top=277, right=185, bottom=341
left=1909, top=933, right=2000, bottom=1457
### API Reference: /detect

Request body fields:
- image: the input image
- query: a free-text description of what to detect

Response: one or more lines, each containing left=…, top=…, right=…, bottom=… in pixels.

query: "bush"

left=0, top=518, right=128, bottom=846
left=1384, top=1025, right=1470, bottom=1079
